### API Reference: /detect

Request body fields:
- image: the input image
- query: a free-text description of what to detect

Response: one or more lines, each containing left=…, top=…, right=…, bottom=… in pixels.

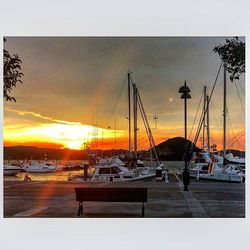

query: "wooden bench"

left=75, top=187, right=147, bottom=217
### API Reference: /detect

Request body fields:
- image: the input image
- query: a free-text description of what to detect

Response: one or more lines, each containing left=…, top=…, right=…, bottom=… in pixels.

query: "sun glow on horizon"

left=4, top=123, right=125, bottom=150
left=4, top=121, right=245, bottom=151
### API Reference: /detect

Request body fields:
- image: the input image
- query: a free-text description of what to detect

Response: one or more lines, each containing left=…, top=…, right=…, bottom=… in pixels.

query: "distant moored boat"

left=4, top=165, right=23, bottom=176
left=25, top=162, right=59, bottom=173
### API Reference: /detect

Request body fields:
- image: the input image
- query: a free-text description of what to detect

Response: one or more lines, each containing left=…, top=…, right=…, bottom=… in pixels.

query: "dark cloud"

left=4, top=37, right=245, bottom=137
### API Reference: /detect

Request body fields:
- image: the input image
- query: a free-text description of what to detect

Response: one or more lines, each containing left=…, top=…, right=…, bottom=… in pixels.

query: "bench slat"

left=75, top=187, right=147, bottom=202
left=75, top=187, right=147, bottom=217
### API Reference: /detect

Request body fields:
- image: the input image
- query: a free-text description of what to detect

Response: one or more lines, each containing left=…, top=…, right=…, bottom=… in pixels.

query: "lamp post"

left=178, top=81, right=191, bottom=191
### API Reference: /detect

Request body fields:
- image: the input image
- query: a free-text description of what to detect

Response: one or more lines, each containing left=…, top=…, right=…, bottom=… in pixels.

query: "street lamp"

left=178, top=80, right=191, bottom=191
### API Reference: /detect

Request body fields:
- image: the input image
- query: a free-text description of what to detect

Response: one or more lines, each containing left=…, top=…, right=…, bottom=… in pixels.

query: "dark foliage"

left=3, top=38, right=24, bottom=102
left=213, top=37, right=245, bottom=82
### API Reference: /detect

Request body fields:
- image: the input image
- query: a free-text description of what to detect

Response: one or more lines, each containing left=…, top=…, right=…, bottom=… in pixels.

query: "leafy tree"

left=3, top=38, right=23, bottom=102
left=213, top=37, right=245, bottom=82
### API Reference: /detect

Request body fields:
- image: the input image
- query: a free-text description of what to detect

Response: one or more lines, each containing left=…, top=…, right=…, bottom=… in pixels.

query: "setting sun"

left=65, top=141, right=84, bottom=150
left=4, top=122, right=124, bottom=150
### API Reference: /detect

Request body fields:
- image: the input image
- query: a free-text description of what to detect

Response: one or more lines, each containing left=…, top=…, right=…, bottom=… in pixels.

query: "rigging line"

left=137, top=132, right=151, bottom=140
left=228, top=130, right=245, bottom=149
left=210, top=99, right=222, bottom=125
left=229, top=135, right=244, bottom=150
left=234, top=81, right=245, bottom=113
left=188, top=87, right=204, bottom=141
left=227, top=110, right=233, bottom=149
left=137, top=89, right=160, bottom=164
left=235, top=140, right=245, bottom=151
left=187, top=62, right=223, bottom=168
left=138, top=135, right=148, bottom=141
left=137, top=129, right=148, bottom=136
left=137, top=138, right=151, bottom=147
left=207, top=62, right=223, bottom=106
left=193, top=61, right=223, bottom=146
left=237, top=79, right=245, bottom=96
left=130, top=75, right=159, bottom=164
left=227, top=103, right=242, bottom=145
left=193, top=103, right=206, bottom=145
left=230, top=132, right=245, bottom=149
left=137, top=96, right=153, bottom=149
left=137, top=139, right=148, bottom=148
left=137, top=134, right=149, bottom=142
left=230, top=130, right=245, bottom=143
left=107, top=75, right=127, bottom=128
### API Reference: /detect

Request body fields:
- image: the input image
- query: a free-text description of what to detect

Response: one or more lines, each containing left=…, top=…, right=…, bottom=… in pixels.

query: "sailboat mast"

left=206, top=95, right=210, bottom=153
left=128, top=73, right=131, bottom=157
left=114, top=116, right=116, bottom=149
left=101, top=130, right=104, bottom=158
left=202, top=85, right=207, bottom=150
left=223, top=65, right=227, bottom=164
left=133, top=83, right=138, bottom=160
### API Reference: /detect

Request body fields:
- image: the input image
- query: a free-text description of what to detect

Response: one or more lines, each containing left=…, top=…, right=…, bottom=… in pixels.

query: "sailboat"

left=123, top=72, right=165, bottom=179
left=189, top=67, right=243, bottom=183
left=69, top=72, right=165, bottom=182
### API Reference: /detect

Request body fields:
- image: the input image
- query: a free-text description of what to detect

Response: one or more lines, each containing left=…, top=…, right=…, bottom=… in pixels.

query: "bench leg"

left=77, top=202, right=83, bottom=217
left=142, top=202, right=145, bottom=217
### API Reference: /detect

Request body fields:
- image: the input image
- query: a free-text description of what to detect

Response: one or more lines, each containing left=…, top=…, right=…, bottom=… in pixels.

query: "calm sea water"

left=4, top=170, right=84, bottom=181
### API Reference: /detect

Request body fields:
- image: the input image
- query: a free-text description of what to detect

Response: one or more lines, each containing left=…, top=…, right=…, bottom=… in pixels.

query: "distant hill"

left=154, top=137, right=245, bottom=161
left=4, top=146, right=89, bottom=160
left=155, top=137, right=200, bottom=161
left=3, top=137, right=200, bottom=161
left=3, top=146, right=129, bottom=160
left=5, top=139, right=243, bottom=161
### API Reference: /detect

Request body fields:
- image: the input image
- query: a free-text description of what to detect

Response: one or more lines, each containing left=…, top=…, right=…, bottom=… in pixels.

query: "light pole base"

left=182, top=170, right=190, bottom=192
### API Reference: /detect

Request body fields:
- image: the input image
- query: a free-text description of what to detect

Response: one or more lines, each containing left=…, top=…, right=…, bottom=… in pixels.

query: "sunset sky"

left=3, top=37, right=245, bottom=150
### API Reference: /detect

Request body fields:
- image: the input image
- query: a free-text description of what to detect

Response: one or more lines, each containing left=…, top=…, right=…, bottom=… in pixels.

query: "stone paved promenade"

left=4, top=179, right=245, bottom=218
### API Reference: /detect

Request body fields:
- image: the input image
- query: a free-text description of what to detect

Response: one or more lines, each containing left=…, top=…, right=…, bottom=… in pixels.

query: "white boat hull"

left=4, top=169, right=22, bottom=176
left=25, top=162, right=59, bottom=173
left=4, top=165, right=22, bottom=176
left=25, top=169, right=57, bottom=173
left=198, top=173, right=242, bottom=183
left=121, top=173, right=156, bottom=182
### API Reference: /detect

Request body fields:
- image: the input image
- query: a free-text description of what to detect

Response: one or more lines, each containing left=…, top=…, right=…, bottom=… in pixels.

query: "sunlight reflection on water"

left=4, top=170, right=85, bottom=181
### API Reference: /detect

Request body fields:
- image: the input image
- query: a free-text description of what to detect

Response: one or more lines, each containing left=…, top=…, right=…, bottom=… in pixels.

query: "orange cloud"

left=4, top=107, right=82, bottom=125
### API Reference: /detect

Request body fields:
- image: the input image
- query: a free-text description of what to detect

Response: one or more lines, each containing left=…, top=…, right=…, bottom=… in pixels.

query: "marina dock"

left=4, top=176, right=245, bottom=218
